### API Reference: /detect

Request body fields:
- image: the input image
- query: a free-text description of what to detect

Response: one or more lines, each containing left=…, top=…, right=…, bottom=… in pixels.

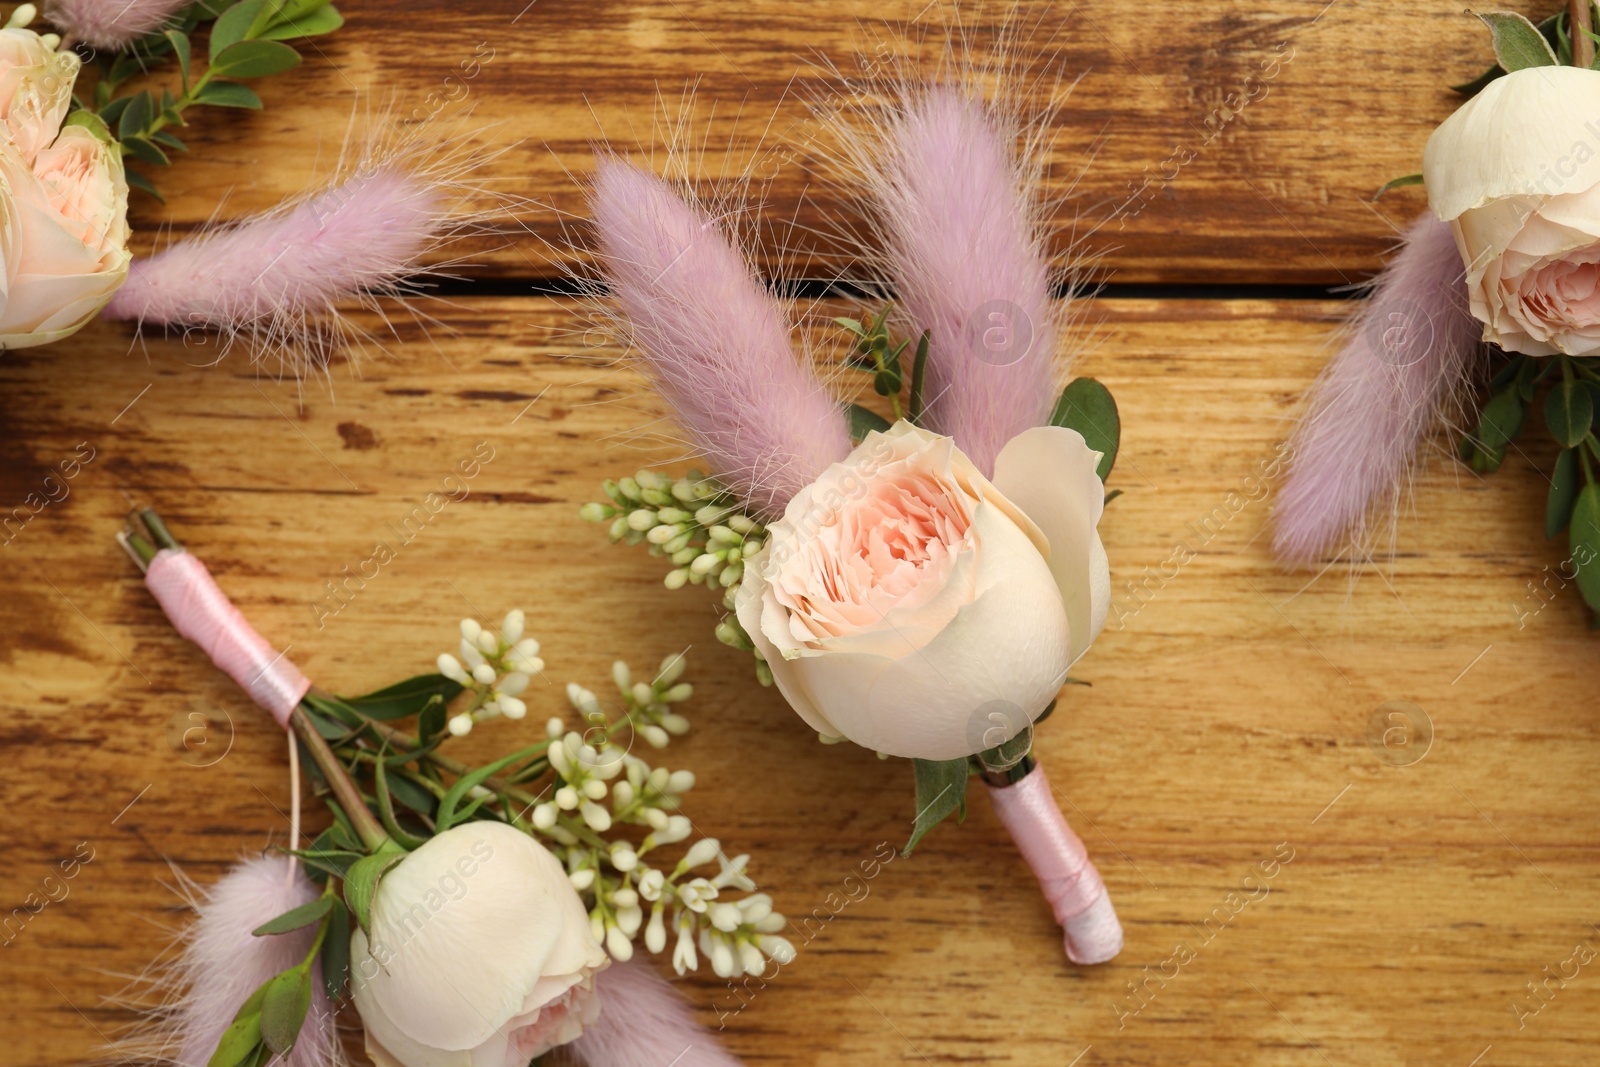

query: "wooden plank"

left=2, top=296, right=1595, bottom=1065
left=117, top=0, right=1541, bottom=286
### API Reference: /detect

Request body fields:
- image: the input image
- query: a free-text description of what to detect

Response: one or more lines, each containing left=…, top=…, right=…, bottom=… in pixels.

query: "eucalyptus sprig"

left=77, top=0, right=345, bottom=200
left=834, top=306, right=930, bottom=436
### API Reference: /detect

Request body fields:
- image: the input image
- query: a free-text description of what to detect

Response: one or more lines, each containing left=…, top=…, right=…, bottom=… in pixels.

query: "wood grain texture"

left=2, top=296, right=1595, bottom=1066
left=118, top=0, right=1546, bottom=285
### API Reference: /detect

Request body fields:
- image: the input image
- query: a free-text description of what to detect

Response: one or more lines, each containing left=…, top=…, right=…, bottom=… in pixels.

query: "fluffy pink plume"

left=104, top=161, right=448, bottom=369
left=567, top=958, right=745, bottom=1067
left=45, top=0, right=189, bottom=49
left=876, top=85, right=1058, bottom=476
left=1273, top=213, right=1484, bottom=562
left=588, top=158, right=852, bottom=520
left=151, top=854, right=339, bottom=1067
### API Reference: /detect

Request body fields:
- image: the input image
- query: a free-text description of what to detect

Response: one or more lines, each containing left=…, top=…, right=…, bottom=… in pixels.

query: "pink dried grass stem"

left=45, top=0, right=188, bottom=50
left=587, top=157, right=852, bottom=521
left=117, top=854, right=341, bottom=1067
left=1273, top=213, right=1485, bottom=563
left=871, top=85, right=1061, bottom=475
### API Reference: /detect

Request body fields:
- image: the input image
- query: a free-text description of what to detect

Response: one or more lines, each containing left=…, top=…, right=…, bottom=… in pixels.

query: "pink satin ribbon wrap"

left=144, top=549, right=311, bottom=728
left=986, top=764, right=1123, bottom=964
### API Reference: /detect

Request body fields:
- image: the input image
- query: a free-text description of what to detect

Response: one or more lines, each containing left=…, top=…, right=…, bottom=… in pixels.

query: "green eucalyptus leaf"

left=846, top=403, right=892, bottom=443
left=251, top=896, right=332, bottom=936
left=257, top=4, right=343, bottom=39
left=342, top=844, right=406, bottom=934
left=1545, top=379, right=1595, bottom=448
left=1548, top=448, right=1580, bottom=538
left=1461, top=386, right=1526, bottom=473
left=322, top=898, right=350, bottom=1000
left=339, top=674, right=463, bottom=721
left=903, top=757, right=969, bottom=857
left=1049, top=377, right=1121, bottom=481
left=211, top=38, right=302, bottom=78
left=166, top=30, right=192, bottom=87
left=191, top=80, right=263, bottom=108
left=211, top=0, right=267, bottom=59
left=1571, top=483, right=1600, bottom=615
left=107, top=52, right=147, bottom=88
left=98, top=95, right=134, bottom=129
left=1476, top=11, right=1560, bottom=71
left=259, top=969, right=312, bottom=1056
left=151, top=129, right=190, bottom=152
left=871, top=368, right=901, bottom=397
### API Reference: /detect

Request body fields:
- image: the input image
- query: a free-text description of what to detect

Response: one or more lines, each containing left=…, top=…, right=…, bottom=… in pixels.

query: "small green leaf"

left=833, top=316, right=866, bottom=337
left=121, top=135, right=171, bottom=167
left=906, top=329, right=931, bottom=425
left=211, top=0, right=267, bottom=59
left=151, top=129, right=190, bottom=153
left=211, top=39, right=302, bottom=78
left=1373, top=173, right=1424, bottom=200
left=191, top=80, right=264, bottom=108
left=117, top=90, right=153, bottom=140
left=339, top=673, right=463, bottom=721
left=374, top=758, right=429, bottom=850
left=871, top=368, right=901, bottom=397
left=1571, top=484, right=1600, bottom=615
left=1049, top=377, right=1120, bottom=481
left=342, top=844, right=406, bottom=933
left=289, top=848, right=362, bottom=881
left=1461, top=386, right=1526, bottom=473
left=1476, top=11, right=1560, bottom=71
left=206, top=1014, right=262, bottom=1067
left=322, top=899, right=350, bottom=1000
left=435, top=744, right=546, bottom=832
left=847, top=403, right=892, bottom=443
left=251, top=896, right=332, bottom=936
left=385, top=769, right=437, bottom=815
left=124, top=169, right=166, bottom=202
left=1548, top=448, right=1580, bottom=538
left=257, top=4, right=343, bottom=39
left=166, top=30, right=192, bottom=88
left=903, top=757, right=969, bottom=857
left=259, top=969, right=312, bottom=1056
left=1545, top=379, right=1595, bottom=448
left=418, top=697, right=446, bottom=746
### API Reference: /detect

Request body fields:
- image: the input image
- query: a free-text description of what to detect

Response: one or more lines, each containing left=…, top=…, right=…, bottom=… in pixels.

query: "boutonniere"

left=1276, top=4, right=1600, bottom=624
left=117, top=509, right=771, bottom=1067
left=578, top=75, right=1127, bottom=964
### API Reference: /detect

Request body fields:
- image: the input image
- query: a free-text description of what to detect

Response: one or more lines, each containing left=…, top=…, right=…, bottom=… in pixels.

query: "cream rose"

left=349, top=821, right=610, bottom=1067
left=735, top=421, right=1110, bottom=761
left=0, top=120, right=131, bottom=349
left=0, top=25, right=78, bottom=162
left=1424, top=65, right=1600, bottom=356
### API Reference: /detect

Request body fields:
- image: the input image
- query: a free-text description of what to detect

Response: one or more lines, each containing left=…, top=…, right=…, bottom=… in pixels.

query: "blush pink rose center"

left=772, top=467, right=973, bottom=642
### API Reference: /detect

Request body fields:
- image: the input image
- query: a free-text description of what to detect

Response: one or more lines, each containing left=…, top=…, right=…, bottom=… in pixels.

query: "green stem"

left=1572, top=0, right=1595, bottom=68
left=289, top=704, right=391, bottom=853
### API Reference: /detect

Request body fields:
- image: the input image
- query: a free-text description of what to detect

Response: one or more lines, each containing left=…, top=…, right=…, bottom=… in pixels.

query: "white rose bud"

left=1424, top=66, right=1600, bottom=356
left=735, top=422, right=1109, bottom=760
left=348, top=823, right=607, bottom=1067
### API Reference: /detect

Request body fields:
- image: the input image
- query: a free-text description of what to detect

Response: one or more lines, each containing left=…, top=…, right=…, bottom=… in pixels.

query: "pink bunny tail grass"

left=588, top=157, right=853, bottom=521
left=105, top=135, right=493, bottom=382
left=874, top=85, right=1060, bottom=475
left=114, top=855, right=341, bottom=1067
left=45, top=0, right=188, bottom=50
left=564, top=959, right=745, bottom=1067
left=1273, top=213, right=1485, bottom=564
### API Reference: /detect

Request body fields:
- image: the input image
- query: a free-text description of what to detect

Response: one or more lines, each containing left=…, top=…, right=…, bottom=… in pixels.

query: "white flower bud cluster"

left=583, top=470, right=776, bottom=689
left=434, top=609, right=544, bottom=738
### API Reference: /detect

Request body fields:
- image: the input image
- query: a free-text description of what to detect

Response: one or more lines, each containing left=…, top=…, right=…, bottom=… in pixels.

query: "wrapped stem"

left=985, top=762, right=1122, bottom=965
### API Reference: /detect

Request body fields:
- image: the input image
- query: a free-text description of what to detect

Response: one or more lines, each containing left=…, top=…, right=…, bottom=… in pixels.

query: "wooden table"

left=3, top=3, right=1595, bottom=1066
